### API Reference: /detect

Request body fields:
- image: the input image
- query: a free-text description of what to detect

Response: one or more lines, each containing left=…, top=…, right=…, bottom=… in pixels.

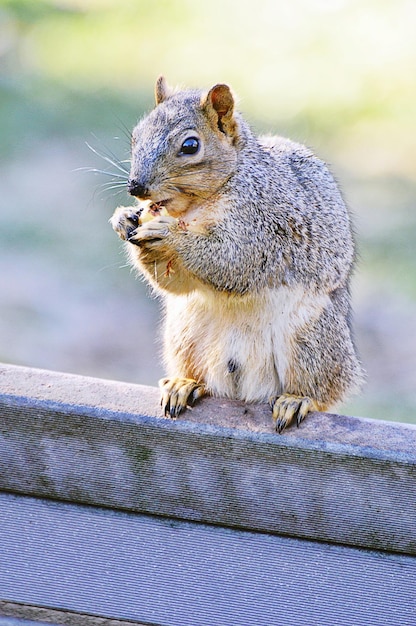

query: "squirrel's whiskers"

left=82, top=140, right=130, bottom=201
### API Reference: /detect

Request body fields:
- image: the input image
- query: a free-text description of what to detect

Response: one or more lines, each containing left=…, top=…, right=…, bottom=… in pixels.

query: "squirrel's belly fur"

left=163, top=286, right=330, bottom=403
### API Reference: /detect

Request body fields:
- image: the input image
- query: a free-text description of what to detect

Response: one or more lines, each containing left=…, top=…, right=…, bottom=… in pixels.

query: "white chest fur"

left=163, top=285, right=329, bottom=403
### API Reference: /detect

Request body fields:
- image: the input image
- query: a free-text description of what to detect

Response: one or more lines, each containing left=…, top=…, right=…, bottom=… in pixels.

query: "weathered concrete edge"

left=1, top=362, right=416, bottom=461
left=1, top=363, right=416, bottom=556
left=0, top=600, right=149, bottom=626
left=1, top=391, right=416, bottom=466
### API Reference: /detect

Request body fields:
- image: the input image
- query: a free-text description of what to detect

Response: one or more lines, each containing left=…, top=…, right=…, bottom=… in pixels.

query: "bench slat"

left=1, top=493, right=415, bottom=626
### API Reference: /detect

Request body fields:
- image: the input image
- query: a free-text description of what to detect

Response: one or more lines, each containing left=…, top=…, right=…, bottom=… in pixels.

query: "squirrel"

left=110, top=76, right=364, bottom=432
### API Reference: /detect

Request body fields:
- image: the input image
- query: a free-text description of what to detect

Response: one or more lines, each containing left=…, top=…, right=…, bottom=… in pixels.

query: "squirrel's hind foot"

left=270, top=394, right=317, bottom=433
left=159, top=377, right=206, bottom=419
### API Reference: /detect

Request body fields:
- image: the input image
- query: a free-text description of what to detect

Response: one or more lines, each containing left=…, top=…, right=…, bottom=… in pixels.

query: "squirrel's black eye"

left=179, top=137, right=200, bottom=155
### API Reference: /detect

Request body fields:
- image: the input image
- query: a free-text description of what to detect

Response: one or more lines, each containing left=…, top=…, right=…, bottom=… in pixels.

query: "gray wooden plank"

left=1, top=363, right=416, bottom=554
left=0, top=493, right=415, bottom=626
left=0, top=601, right=150, bottom=626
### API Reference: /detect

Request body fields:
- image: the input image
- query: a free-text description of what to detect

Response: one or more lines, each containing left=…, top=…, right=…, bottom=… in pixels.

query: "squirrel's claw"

left=270, top=394, right=315, bottom=433
left=129, top=215, right=177, bottom=244
left=110, top=206, right=142, bottom=241
left=110, top=206, right=178, bottom=244
left=159, top=377, right=206, bottom=418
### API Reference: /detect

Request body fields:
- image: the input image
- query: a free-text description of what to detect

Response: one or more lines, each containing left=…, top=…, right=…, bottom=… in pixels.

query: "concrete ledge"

left=0, top=600, right=147, bottom=626
left=1, top=362, right=416, bottom=555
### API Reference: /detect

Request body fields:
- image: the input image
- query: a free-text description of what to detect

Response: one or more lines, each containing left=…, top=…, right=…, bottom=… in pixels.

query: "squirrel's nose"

left=127, top=179, right=150, bottom=198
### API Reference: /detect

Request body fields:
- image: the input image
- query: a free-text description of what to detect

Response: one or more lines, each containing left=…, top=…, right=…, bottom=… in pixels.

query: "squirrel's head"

left=128, top=77, right=240, bottom=218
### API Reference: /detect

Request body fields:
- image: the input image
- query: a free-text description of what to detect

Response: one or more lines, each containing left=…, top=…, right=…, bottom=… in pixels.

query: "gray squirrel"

left=110, top=76, right=364, bottom=432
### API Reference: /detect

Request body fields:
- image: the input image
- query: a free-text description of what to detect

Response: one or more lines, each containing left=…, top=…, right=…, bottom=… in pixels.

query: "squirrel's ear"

left=155, top=76, right=174, bottom=105
left=202, top=84, right=237, bottom=138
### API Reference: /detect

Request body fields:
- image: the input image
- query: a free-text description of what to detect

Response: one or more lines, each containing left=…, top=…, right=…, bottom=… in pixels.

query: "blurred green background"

left=0, top=0, right=415, bottom=423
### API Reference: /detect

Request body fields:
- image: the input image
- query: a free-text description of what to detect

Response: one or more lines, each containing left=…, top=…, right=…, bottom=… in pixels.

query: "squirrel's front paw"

left=159, top=377, right=206, bottom=418
left=128, top=215, right=177, bottom=246
left=110, top=205, right=142, bottom=241
left=269, top=394, right=316, bottom=433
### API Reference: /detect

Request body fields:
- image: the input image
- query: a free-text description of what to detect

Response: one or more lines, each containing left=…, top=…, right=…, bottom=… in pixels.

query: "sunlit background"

left=0, top=0, right=415, bottom=423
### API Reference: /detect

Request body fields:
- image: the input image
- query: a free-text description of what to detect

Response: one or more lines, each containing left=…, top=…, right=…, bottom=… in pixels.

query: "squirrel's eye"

left=179, top=137, right=200, bottom=155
